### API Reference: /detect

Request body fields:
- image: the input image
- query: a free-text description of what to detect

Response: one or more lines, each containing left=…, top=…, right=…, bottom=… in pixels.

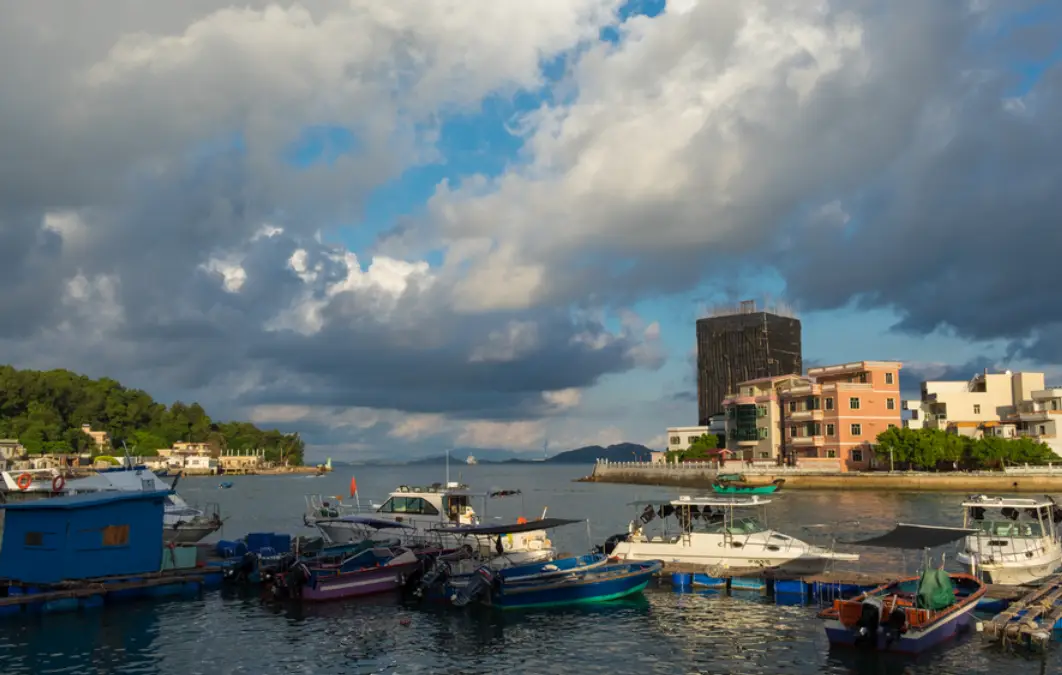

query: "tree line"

left=0, top=365, right=305, bottom=465
left=874, top=426, right=1058, bottom=471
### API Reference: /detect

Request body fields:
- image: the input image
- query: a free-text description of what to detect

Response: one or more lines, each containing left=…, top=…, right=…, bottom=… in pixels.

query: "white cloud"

left=542, top=388, right=582, bottom=410
left=456, top=420, right=546, bottom=450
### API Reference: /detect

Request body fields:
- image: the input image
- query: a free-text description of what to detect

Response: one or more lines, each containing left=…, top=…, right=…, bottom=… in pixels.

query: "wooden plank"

left=0, top=573, right=205, bottom=607
left=983, top=573, right=1062, bottom=641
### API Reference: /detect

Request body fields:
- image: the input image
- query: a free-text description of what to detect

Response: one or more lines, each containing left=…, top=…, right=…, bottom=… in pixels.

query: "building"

left=695, top=300, right=802, bottom=425
left=0, top=439, right=25, bottom=461
left=649, top=451, right=667, bottom=464
left=80, top=424, right=111, bottom=449
left=722, top=361, right=903, bottom=471
left=157, top=441, right=214, bottom=458
left=0, top=490, right=169, bottom=584
left=666, top=426, right=709, bottom=453
left=905, top=370, right=1062, bottom=454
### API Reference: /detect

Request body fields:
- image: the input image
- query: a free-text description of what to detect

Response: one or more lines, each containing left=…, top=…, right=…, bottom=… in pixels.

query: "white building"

left=666, top=426, right=711, bottom=453
left=904, top=369, right=1062, bottom=455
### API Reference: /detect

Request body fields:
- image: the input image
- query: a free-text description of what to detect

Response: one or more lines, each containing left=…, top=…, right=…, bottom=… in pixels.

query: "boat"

left=304, top=481, right=553, bottom=564
left=466, top=455, right=478, bottom=465
left=413, top=518, right=606, bottom=599
left=218, top=481, right=234, bottom=489
left=711, top=473, right=785, bottom=495
left=954, top=495, right=1062, bottom=585
left=1, top=465, right=222, bottom=543
left=605, top=495, right=858, bottom=575
left=818, top=523, right=987, bottom=654
left=447, top=559, right=663, bottom=609
left=269, top=545, right=423, bottom=602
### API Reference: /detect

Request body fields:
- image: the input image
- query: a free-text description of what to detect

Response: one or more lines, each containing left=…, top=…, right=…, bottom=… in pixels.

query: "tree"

left=874, top=426, right=1059, bottom=471
left=667, top=434, right=721, bottom=463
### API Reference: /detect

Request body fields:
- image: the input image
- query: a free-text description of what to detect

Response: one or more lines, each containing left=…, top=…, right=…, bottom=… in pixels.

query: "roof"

left=842, top=523, right=976, bottom=549
left=961, top=495, right=1055, bottom=509
left=316, top=516, right=415, bottom=529
left=430, top=517, right=582, bottom=535
left=0, top=490, right=173, bottom=511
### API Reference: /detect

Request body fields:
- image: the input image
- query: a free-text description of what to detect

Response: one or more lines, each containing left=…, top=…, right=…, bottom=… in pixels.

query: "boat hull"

left=823, top=601, right=978, bottom=654
left=487, top=561, right=662, bottom=609
left=710, top=484, right=780, bottom=495
left=955, top=550, right=1061, bottom=586
left=300, top=560, right=422, bottom=602
left=613, top=541, right=854, bottom=576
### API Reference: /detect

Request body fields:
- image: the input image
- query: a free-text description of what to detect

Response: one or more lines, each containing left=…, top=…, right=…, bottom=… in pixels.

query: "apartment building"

left=903, top=370, right=1062, bottom=454
left=722, top=361, right=903, bottom=471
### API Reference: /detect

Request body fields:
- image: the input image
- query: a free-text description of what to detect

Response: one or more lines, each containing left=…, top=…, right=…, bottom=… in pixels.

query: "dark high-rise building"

left=696, top=300, right=802, bottom=426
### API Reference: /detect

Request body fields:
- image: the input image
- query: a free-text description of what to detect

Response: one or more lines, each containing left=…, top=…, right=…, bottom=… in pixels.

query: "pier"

left=584, top=460, right=1062, bottom=492
left=981, top=573, right=1062, bottom=649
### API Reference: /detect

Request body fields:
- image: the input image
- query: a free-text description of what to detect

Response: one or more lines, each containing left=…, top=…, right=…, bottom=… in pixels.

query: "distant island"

left=401, top=443, right=654, bottom=466
left=0, top=365, right=305, bottom=465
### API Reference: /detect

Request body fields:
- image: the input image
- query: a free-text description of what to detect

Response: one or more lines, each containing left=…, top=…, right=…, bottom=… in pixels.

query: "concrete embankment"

left=582, top=462, right=1062, bottom=492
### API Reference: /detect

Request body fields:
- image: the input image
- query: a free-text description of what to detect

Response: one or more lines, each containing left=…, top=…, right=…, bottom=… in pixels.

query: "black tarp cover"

left=843, top=523, right=978, bottom=549
left=430, top=517, right=582, bottom=535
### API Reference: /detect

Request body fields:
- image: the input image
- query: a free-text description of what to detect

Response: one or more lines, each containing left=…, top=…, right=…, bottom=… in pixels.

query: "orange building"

left=723, top=361, right=903, bottom=472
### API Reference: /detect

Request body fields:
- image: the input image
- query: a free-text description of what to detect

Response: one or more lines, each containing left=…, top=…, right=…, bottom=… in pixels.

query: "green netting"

left=915, top=568, right=955, bottom=611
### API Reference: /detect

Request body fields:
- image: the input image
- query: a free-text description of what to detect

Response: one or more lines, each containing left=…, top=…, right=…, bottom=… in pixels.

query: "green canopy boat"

left=710, top=475, right=785, bottom=495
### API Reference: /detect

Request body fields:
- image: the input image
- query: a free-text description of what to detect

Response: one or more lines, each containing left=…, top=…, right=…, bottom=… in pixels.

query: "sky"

left=1, top=0, right=1061, bottom=460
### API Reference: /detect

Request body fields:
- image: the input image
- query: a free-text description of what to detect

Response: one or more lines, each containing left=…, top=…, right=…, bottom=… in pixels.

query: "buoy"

left=517, top=517, right=527, bottom=524
left=16, top=473, right=32, bottom=491
left=51, top=474, right=65, bottom=492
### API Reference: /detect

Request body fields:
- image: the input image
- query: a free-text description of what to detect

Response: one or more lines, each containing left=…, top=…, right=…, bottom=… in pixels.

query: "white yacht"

left=606, top=495, right=858, bottom=575
left=304, top=481, right=554, bottom=564
left=955, top=495, right=1062, bottom=585
left=466, top=455, right=478, bottom=465
left=0, top=465, right=223, bottom=543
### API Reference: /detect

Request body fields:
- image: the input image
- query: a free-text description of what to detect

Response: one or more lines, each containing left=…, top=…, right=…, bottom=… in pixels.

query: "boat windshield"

left=704, top=516, right=768, bottom=535
left=970, top=520, right=1045, bottom=538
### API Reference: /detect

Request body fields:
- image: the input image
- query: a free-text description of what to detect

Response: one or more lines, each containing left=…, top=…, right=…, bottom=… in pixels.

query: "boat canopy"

left=843, top=523, right=977, bottom=549
left=960, top=495, right=1055, bottom=509
left=430, top=517, right=582, bottom=535
left=625, top=495, right=771, bottom=508
left=319, top=515, right=416, bottom=530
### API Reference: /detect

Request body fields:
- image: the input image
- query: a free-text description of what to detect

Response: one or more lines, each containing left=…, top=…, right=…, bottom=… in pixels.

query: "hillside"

left=0, top=365, right=304, bottom=464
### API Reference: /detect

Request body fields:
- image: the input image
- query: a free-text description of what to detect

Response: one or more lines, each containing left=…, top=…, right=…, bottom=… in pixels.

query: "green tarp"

left=916, top=568, right=955, bottom=611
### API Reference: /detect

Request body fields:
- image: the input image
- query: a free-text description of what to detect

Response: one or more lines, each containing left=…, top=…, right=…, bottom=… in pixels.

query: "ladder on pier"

left=982, top=573, right=1062, bottom=649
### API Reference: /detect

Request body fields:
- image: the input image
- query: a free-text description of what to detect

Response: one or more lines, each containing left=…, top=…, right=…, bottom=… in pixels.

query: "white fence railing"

left=594, top=460, right=1062, bottom=476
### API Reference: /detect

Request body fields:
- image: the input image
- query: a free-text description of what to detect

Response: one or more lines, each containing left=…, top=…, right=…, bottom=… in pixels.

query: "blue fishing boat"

left=451, top=559, right=663, bottom=609
left=218, top=481, right=234, bottom=489
left=818, top=523, right=986, bottom=654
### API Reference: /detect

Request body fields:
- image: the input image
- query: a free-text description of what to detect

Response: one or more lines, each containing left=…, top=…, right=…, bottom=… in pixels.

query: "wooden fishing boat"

left=450, top=560, right=663, bottom=610
left=818, top=523, right=986, bottom=654
left=711, top=474, right=785, bottom=495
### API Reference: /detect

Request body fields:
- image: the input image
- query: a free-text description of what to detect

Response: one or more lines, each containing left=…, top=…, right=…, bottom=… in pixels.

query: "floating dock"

left=0, top=567, right=224, bottom=617
left=981, top=573, right=1062, bottom=649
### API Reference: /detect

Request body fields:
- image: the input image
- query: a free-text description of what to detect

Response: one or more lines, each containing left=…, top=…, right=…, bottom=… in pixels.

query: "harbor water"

left=0, top=464, right=1056, bottom=674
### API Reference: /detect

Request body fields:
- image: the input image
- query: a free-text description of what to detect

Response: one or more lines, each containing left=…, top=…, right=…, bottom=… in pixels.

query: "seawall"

left=582, top=462, right=1062, bottom=492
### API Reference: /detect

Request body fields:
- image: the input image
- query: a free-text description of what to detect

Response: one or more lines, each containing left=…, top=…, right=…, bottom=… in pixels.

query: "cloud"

left=2, top=1, right=1061, bottom=459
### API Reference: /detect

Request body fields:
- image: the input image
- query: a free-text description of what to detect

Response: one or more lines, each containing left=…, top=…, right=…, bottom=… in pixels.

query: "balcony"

left=788, top=409, right=824, bottom=422
left=1030, top=388, right=1062, bottom=402
left=785, top=384, right=822, bottom=396
left=729, top=429, right=762, bottom=447
left=790, top=435, right=825, bottom=447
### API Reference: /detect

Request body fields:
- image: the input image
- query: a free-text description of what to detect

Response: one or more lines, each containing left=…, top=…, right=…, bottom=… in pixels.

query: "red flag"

left=350, top=476, right=357, bottom=497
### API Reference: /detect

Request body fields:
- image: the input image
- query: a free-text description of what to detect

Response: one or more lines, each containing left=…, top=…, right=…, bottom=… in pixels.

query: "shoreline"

left=582, top=462, right=1062, bottom=492
left=177, top=466, right=328, bottom=477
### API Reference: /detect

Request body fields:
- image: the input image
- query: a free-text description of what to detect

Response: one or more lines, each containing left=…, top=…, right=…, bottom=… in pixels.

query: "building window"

left=973, top=404, right=981, bottom=414
left=849, top=397, right=860, bottom=410
left=1040, top=425, right=1047, bottom=435
left=888, top=423, right=896, bottom=429
left=825, top=449, right=837, bottom=458
left=789, top=400, right=797, bottom=412
left=687, top=436, right=698, bottom=444
left=825, top=397, right=834, bottom=410
left=757, top=427, right=768, bottom=439
left=851, top=423, right=862, bottom=436
left=102, top=525, right=130, bottom=547
left=911, top=410, right=919, bottom=420
left=747, top=387, right=754, bottom=396
left=858, top=373, right=868, bottom=383
left=24, top=532, right=44, bottom=547
left=885, top=372, right=894, bottom=385
left=826, top=423, right=835, bottom=436
left=852, top=449, right=865, bottom=462
left=789, top=425, right=798, bottom=437
left=756, top=405, right=767, bottom=417
left=886, top=398, right=895, bottom=410
left=669, top=436, right=681, bottom=444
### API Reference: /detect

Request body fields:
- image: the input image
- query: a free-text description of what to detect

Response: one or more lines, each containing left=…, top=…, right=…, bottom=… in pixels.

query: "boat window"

left=377, top=497, right=439, bottom=516
left=444, top=495, right=470, bottom=520
left=972, top=520, right=1043, bottom=537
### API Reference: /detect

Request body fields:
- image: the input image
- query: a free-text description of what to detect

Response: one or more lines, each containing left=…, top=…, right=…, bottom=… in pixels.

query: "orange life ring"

left=52, top=474, right=66, bottom=492
left=16, top=473, right=32, bottom=491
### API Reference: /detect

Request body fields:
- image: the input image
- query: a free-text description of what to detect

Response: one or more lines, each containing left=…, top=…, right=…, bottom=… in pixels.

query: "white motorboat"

left=304, top=481, right=554, bottom=565
left=605, top=495, right=858, bottom=575
left=0, top=465, right=223, bottom=543
left=955, top=495, right=1062, bottom=585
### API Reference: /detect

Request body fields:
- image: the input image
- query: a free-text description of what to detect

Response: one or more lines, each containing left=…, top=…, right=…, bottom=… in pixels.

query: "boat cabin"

left=627, top=495, right=774, bottom=539
left=962, top=496, right=1060, bottom=539
left=376, top=483, right=479, bottom=525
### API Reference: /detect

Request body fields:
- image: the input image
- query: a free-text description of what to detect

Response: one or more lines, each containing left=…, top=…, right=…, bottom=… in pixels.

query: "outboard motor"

left=413, top=560, right=452, bottom=599
left=451, top=565, right=495, bottom=608
left=882, top=607, right=906, bottom=646
left=599, top=533, right=629, bottom=556
left=226, top=551, right=259, bottom=584
left=275, top=562, right=311, bottom=600
left=853, top=597, right=883, bottom=649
